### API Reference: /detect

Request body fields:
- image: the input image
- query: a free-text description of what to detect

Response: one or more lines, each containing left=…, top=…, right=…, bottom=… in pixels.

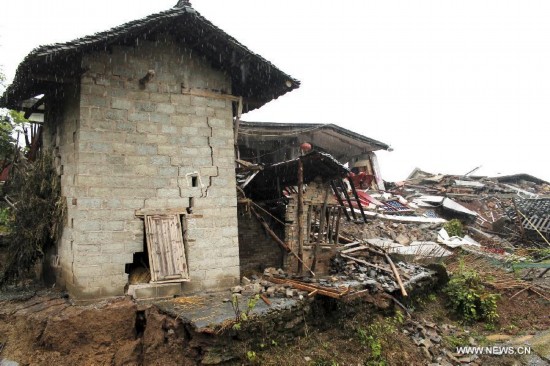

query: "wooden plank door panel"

left=145, top=214, right=189, bottom=282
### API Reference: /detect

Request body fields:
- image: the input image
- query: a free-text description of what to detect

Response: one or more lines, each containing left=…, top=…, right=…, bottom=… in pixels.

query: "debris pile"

left=403, top=319, right=481, bottom=366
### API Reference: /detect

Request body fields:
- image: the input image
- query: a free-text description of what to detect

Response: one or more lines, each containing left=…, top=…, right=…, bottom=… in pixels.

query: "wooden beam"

left=135, top=208, right=189, bottom=217
left=312, top=186, right=330, bottom=272
left=335, top=207, right=342, bottom=245
left=348, top=176, right=368, bottom=223
left=337, top=179, right=357, bottom=221
left=250, top=206, right=290, bottom=252
left=181, top=87, right=241, bottom=102
left=250, top=206, right=315, bottom=276
left=23, top=97, right=45, bottom=119
left=331, top=180, right=350, bottom=221
left=385, top=253, right=408, bottom=297
left=340, top=254, right=394, bottom=275
left=297, top=158, right=305, bottom=274
left=267, top=277, right=347, bottom=299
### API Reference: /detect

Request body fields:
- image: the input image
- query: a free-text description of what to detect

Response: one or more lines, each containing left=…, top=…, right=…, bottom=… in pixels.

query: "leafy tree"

left=0, top=68, right=16, bottom=163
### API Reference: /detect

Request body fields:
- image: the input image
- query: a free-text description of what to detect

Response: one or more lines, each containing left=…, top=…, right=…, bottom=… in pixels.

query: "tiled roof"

left=1, top=3, right=299, bottom=112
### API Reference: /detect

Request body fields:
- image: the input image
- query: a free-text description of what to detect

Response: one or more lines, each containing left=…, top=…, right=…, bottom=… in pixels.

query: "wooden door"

left=144, top=214, right=189, bottom=282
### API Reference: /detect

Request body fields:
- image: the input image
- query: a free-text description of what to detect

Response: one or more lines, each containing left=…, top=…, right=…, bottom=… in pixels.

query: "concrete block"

left=77, top=198, right=102, bottom=209
left=83, top=142, right=112, bottom=153
left=73, top=264, right=102, bottom=278
left=128, top=112, right=149, bottom=122
left=150, top=93, right=170, bottom=103
left=207, top=98, right=226, bottom=108
left=161, top=124, right=177, bottom=134
left=106, top=155, right=125, bottom=165
left=111, top=98, right=133, bottom=110
left=150, top=155, right=170, bottom=166
left=114, top=122, right=134, bottom=133
left=136, top=144, right=157, bottom=155
left=199, top=166, right=218, bottom=177
left=81, top=95, right=108, bottom=108
left=103, top=109, right=127, bottom=121
left=135, top=101, right=156, bottom=112
left=150, top=113, right=170, bottom=124
left=146, top=134, right=169, bottom=144
left=189, top=116, right=207, bottom=127
left=158, top=145, right=177, bottom=155
left=158, top=166, right=178, bottom=176
left=157, top=188, right=180, bottom=198
left=86, top=84, right=107, bottom=97
left=190, top=96, right=208, bottom=106
left=156, top=103, right=176, bottom=114
left=170, top=94, right=191, bottom=105
left=109, top=253, right=135, bottom=264
left=133, top=283, right=183, bottom=300
left=125, top=241, right=145, bottom=253
left=127, top=91, right=150, bottom=101
left=137, top=122, right=158, bottom=134
left=102, top=221, right=125, bottom=231
left=171, top=115, right=191, bottom=127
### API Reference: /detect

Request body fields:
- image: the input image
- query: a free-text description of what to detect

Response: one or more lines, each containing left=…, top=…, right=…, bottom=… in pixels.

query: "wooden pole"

left=312, top=185, right=330, bottom=272
left=337, top=178, right=357, bottom=221
left=297, top=158, right=305, bottom=274
left=250, top=206, right=315, bottom=276
left=306, top=204, right=313, bottom=244
left=335, top=207, right=342, bottom=245
left=512, top=199, right=526, bottom=240
left=348, top=175, right=368, bottom=223
left=385, top=253, right=408, bottom=297
left=250, top=206, right=290, bottom=252
left=330, top=180, right=351, bottom=221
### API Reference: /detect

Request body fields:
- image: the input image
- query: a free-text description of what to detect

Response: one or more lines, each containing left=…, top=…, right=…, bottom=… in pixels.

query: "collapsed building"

left=0, top=0, right=396, bottom=301
left=236, top=122, right=392, bottom=276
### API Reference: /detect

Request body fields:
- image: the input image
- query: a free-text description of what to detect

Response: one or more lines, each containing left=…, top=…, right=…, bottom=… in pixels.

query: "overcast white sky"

left=1, top=1, right=549, bottom=182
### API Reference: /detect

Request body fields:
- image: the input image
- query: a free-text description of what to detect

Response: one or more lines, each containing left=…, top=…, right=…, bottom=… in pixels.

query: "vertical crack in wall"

left=205, top=116, right=215, bottom=197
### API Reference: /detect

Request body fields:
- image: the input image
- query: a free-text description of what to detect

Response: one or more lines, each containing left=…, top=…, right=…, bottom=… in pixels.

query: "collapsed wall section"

left=237, top=204, right=284, bottom=276
left=54, top=35, right=239, bottom=299
left=284, top=180, right=340, bottom=273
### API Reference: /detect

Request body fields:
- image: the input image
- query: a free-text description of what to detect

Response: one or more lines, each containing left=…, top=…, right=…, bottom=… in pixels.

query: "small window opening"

left=191, top=176, right=198, bottom=187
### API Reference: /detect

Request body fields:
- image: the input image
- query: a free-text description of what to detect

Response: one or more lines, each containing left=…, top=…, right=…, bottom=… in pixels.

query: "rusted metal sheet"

left=145, top=214, right=189, bottom=283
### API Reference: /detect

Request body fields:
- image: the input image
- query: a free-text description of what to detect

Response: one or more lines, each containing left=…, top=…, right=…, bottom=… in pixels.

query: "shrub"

left=356, top=312, right=403, bottom=366
left=0, top=151, right=65, bottom=284
left=444, top=219, right=464, bottom=237
left=444, top=262, right=499, bottom=323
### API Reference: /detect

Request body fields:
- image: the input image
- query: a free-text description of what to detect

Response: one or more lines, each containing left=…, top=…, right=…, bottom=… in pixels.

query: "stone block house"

left=1, top=2, right=298, bottom=300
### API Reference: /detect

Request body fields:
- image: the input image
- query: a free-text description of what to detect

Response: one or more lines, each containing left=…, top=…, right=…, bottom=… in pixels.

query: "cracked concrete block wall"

left=50, top=35, right=240, bottom=300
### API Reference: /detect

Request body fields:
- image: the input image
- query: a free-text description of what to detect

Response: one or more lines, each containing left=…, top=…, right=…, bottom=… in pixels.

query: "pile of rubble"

left=387, top=170, right=550, bottom=248
left=404, top=319, right=481, bottom=366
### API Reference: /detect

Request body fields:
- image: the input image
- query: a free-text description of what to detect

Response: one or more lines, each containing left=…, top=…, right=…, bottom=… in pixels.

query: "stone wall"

left=51, top=34, right=240, bottom=299
left=237, top=204, right=285, bottom=276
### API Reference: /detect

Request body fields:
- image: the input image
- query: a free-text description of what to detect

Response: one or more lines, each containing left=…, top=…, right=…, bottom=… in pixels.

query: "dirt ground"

left=1, top=251, right=548, bottom=365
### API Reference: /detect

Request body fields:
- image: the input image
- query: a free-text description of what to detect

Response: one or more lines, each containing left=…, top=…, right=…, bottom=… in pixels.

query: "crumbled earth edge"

left=1, top=253, right=549, bottom=366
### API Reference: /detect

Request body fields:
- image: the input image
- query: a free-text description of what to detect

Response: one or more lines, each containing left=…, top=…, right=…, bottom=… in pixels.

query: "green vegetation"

left=444, top=219, right=464, bottom=237
left=356, top=311, right=404, bottom=366
left=0, top=151, right=66, bottom=284
left=444, top=261, right=499, bottom=324
left=231, top=293, right=260, bottom=330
